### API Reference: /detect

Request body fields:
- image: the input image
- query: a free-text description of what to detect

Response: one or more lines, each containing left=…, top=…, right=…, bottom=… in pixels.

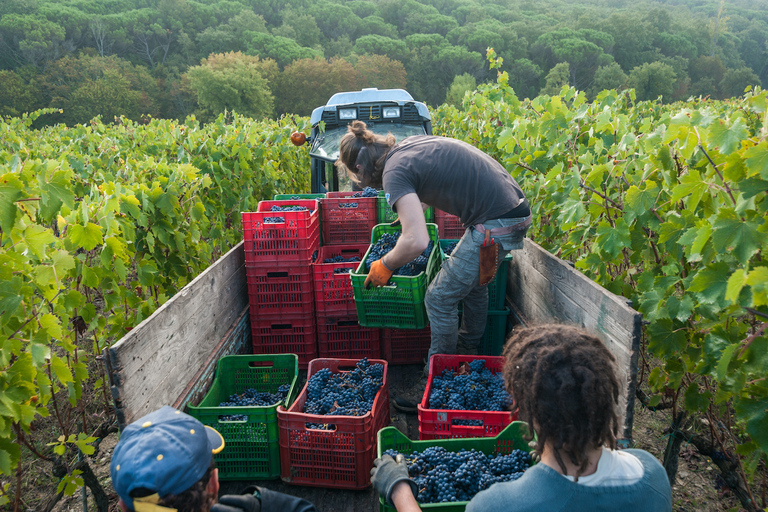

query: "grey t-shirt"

left=382, top=135, right=526, bottom=227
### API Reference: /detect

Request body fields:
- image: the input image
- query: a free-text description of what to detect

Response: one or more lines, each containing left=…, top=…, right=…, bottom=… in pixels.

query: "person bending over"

left=371, top=324, right=672, bottom=511
left=111, top=405, right=316, bottom=512
left=336, top=121, right=531, bottom=411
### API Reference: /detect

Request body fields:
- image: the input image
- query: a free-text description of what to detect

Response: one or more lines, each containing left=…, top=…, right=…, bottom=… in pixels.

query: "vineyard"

left=1, top=53, right=767, bottom=509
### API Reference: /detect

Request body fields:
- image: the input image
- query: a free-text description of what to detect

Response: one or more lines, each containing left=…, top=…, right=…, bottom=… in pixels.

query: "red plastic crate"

left=418, top=354, right=516, bottom=440
left=277, top=358, right=390, bottom=489
left=313, top=244, right=367, bottom=316
left=251, top=314, right=317, bottom=370
left=321, top=192, right=377, bottom=244
left=435, top=209, right=466, bottom=239
left=382, top=326, right=431, bottom=365
left=317, top=315, right=381, bottom=360
left=246, top=264, right=314, bottom=316
left=242, top=200, right=320, bottom=267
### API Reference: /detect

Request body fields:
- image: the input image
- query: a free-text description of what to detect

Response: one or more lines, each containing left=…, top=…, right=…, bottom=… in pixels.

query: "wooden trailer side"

left=104, top=242, right=251, bottom=429
left=506, top=238, right=642, bottom=446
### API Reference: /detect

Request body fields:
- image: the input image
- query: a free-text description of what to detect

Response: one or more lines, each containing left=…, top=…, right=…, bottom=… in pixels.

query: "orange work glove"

left=365, top=259, right=394, bottom=289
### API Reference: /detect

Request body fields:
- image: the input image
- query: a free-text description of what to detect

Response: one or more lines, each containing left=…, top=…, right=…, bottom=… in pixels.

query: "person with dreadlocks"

left=111, top=406, right=316, bottom=512
left=370, top=324, right=672, bottom=511
left=337, top=121, right=531, bottom=411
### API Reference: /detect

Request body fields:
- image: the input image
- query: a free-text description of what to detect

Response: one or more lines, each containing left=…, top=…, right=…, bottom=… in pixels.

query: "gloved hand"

left=211, top=494, right=261, bottom=512
left=364, top=259, right=394, bottom=289
left=371, top=454, right=418, bottom=507
left=528, top=440, right=541, bottom=463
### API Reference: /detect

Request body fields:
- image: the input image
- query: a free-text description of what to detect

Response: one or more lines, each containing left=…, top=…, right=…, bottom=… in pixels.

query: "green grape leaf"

left=716, top=343, right=739, bottom=382
left=734, top=397, right=768, bottom=454
left=725, top=269, right=748, bottom=302
left=0, top=173, right=23, bottom=234
left=50, top=354, right=73, bottom=385
left=624, top=181, right=658, bottom=222
left=689, top=261, right=730, bottom=305
left=708, top=117, right=748, bottom=155
left=31, top=343, right=51, bottom=366
left=647, top=319, right=688, bottom=357
left=681, top=224, right=712, bottom=262
left=746, top=267, right=768, bottom=305
left=743, top=141, right=768, bottom=179
left=0, top=438, right=21, bottom=476
left=119, top=194, right=141, bottom=219
left=23, top=224, right=56, bottom=260
left=738, top=178, right=768, bottom=199
left=68, top=223, right=103, bottom=251
left=557, top=197, right=586, bottom=227
left=684, top=382, right=711, bottom=412
left=669, top=169, right=708, bottom=211
left=38, top=169, right=75, bottom=222
left=711, top=211, right=761, bottom=265
left=595, top=218, right=630, bottom=259
left=667, top=294, right=694, bottom=322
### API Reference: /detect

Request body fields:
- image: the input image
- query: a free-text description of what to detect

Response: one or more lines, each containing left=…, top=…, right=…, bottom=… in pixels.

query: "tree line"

left=0, top=0, right=766, bottom=125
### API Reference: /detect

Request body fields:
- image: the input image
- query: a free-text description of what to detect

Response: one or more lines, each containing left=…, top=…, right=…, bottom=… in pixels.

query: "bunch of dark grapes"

left=428, top=359, right=512, bottom=411
left=338, top=202, right=358, bottom=208
left=383, top=446, right=530, bottom=503
left=217, top=383, right=292, bottom=421
left=443, top=241, right=458, bottom=256
left=303, top=358, right=384, bottom=430
left=263, top=216, right=284, bottom=223
left=351, top=187, right=378, bottom=198
left=311, top=250, right=318, bottom=262
left=365, top=232, right=434, bottom=277
left=333, top=267, right=355, bottom=274
left=270, top=205, right=310, bottom=212
left=323, top=255, right=362, bottom=264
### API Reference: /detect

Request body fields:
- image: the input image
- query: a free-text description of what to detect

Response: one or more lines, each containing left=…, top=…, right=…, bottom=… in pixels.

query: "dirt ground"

left=40, top=362, right=749, bottom=512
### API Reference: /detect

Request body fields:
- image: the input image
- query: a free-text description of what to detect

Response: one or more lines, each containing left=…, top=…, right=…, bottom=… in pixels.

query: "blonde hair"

left=336, top=120, right=396, bottom=188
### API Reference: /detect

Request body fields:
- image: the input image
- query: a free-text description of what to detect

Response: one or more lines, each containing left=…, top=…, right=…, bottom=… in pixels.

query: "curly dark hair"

left=129, top=459, right=217, bottom=512
left=502, top=324, right=621, bottom=478
left=336, top=120, right=395, bottom=189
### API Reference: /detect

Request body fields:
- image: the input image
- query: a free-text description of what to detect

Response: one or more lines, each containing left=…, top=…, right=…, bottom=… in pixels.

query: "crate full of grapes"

left=377, top=421, right=533, bottom=511
left=186, top=354, right=299, bottom=480
left=350, top=223, right=441, bottom=329
left=242, top=200, right=320, bottom=267
left=418, top=354, right=516, bottom=440
left=277, top=357, right=390, bottom=490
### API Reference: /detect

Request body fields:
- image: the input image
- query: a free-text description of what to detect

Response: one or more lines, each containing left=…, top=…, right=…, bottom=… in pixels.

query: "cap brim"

left=205, top=425, right=225, bottom=454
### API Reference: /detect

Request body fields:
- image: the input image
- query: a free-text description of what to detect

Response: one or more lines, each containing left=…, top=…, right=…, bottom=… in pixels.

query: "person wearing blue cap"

left=111, top=406, right=316, bottom=512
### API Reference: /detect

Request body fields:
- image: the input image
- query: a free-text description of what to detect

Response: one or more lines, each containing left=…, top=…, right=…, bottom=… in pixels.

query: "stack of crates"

left=242, top=199, right=320, bottom=368
left=314, top=191, right=381, bottom=360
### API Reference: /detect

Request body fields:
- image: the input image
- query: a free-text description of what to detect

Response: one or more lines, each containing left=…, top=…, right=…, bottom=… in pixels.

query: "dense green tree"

left=718, top=66, right=761, bottom=98
left=628, top=61, right=676, bottom=101
left=588, top=62, right=628, bottom=99
left=533, top=28, right=613, bottom=90
left=402, top=12, right=458, bottom=37
left=196, top=10, right=268, bottom=58
left=358, top=16, right=399, bottom=39
left=352, top=35, right=408, bottom=63
left=308, top=2, right=363, bottom=41
left=445, top=72, right=476, bottom=107
left=273, top=10, right=323, bottom=49
left=353, top=54, right=407, bottom=90
left=541, top=62, right=570, bottom=95
left=274, top=57, right=357, bottom=115
left=0, top=14, right=67, bottom=69
left=689, top=55, right=726, bottom=98
left=0, top=69, right=38, bottom=116
left=244, top=31, right=320, bottom=68
left=37, top=53, right=160, bottom=125
left=507, top=58, right=542, bottom=100
left=324, top=36, right=354, bottom=58
left=186, top=51, right=276, bottom=121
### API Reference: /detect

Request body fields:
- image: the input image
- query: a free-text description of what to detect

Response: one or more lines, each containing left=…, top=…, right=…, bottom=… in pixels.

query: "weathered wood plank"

left=105, top=242, right=249, bottom=428
left=506, top=239, right=641, bottom=445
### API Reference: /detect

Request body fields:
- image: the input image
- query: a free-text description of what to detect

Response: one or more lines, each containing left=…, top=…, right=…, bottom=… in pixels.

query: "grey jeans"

left=424, top=216, right=530, bottom=364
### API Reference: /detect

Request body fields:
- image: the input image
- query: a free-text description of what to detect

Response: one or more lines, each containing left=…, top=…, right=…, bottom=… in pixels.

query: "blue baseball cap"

left=110, top=406, right=225, bottom=510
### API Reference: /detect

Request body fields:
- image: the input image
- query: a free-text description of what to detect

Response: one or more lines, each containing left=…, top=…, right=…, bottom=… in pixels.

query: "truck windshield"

left=310, top=124, right=426, bottom=163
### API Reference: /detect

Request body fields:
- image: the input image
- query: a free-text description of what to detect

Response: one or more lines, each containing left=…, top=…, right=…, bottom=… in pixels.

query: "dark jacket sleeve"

left=259, top=488, right=317, bottom=512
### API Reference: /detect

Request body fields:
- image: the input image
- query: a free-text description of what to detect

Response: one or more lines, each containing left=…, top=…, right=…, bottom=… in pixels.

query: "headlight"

left=382, top=107, right=400, bottom=118
left=339, top=108, right=357, bottom=120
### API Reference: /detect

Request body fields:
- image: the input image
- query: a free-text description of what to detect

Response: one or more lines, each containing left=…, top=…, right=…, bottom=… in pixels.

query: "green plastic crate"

left=377, top=190, right=434, bottom=223
left=187, top=354, right=299, bottom=480
left=377, top=421, right=533, bottom=511
left=439, top=239, right=512, bottom=310
left=351, top=223, right=442, bottom=329
left=273, top=193, right=326, bottom=200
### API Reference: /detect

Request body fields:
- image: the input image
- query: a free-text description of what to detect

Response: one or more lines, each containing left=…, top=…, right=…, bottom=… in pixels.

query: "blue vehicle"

left=292, top=88, right=432, bottom=193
